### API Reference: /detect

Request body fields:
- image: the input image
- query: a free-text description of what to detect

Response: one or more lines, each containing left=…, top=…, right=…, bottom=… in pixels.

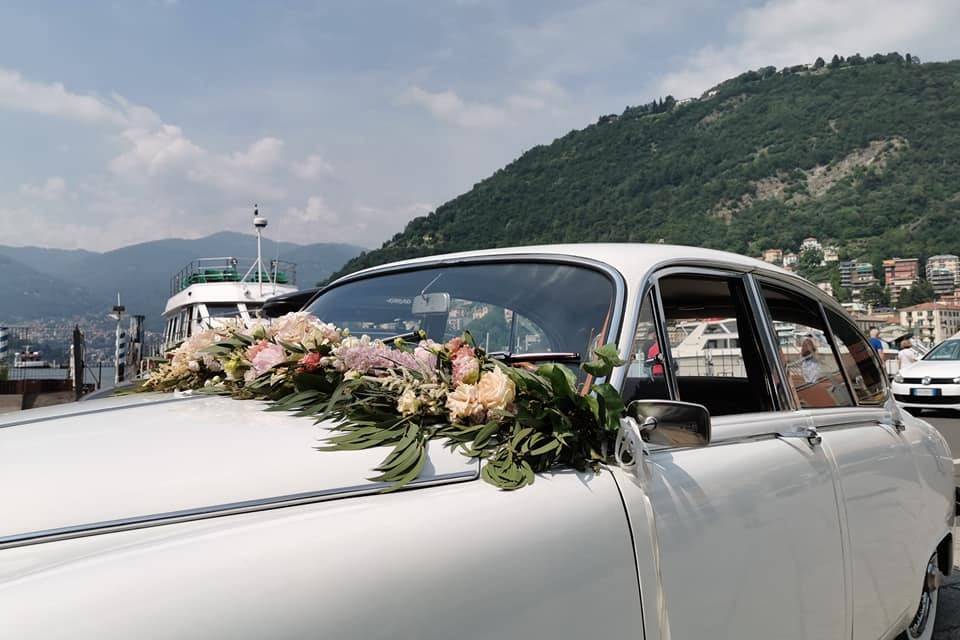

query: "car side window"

left=825, top=308, right=887, bottom=405
left=758, top=283, right=853, bottom=409
left=621, top=292, right=671, bottom=404
left=656, top=274, right=775, bottom=416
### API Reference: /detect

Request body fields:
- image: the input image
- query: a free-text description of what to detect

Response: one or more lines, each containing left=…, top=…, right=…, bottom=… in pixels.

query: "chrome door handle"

left=777, top=426, right=822, bottom=446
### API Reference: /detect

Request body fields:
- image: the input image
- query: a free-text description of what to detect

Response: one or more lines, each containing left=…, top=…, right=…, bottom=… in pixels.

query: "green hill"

left=335, top=53, right=960, bottom=279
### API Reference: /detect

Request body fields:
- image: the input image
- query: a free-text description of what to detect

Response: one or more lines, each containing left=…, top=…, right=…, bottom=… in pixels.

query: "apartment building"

left=883, top=258, right=920, bottom=304
left=899, top=302, right=960, bottom=345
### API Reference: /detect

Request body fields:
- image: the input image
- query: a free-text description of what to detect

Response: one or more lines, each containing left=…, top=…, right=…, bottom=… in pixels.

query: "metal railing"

left=170, top=257, right=297, bottom=295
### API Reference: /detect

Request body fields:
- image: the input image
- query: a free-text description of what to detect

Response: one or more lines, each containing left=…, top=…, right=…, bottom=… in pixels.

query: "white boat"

left=161, top=209, right=298, bottom=353
left=13, top=347, right=51, bottom=369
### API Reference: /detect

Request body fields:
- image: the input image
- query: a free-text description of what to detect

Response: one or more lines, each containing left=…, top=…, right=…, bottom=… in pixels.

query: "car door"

left=756, top=277, right=940, bottom=640
left=615, top=269, right=849, bottom=639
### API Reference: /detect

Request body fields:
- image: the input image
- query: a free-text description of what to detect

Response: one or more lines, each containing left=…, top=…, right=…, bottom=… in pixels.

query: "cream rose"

left=445, top=383, right=486, bottom=424
left=476, top=368, right=516, bottom=413
left=397, top=388, right=422, bottom=416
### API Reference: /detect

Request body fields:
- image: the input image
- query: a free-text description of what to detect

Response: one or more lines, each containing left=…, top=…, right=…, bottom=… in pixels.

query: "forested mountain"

left=335, top=54, right=960, bottom=279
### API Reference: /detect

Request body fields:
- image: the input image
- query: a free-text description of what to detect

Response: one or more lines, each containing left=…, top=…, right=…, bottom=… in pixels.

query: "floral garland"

left=141, top=312, right=625, bottom=491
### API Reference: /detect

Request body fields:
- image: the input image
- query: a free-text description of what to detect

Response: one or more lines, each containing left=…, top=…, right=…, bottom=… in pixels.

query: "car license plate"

left=911, top=388, right=941, bottom=397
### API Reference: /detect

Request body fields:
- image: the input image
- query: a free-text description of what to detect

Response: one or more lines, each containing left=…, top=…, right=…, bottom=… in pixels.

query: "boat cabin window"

left=642, top=274, right=774, bottom=416
left=305, top=262, right=616, bottom=372
left=758, top=284, right=853, bottom=409
left=204, top=303, right=244, bottom=320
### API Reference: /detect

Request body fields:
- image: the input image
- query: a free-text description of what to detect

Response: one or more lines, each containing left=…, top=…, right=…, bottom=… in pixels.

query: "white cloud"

left=0, top=67, right=127, bottom=125
left=287, top=195, right=340, bottom=224
left=20, top=176, right=67, bottom=201
left=658, top=0, right=960, bottom=98
left=293, top=153, right=335, bottom=180
left=109, top=124, right=204, bottom=178
left=227, top=137, right=284, bottom=171
left=399, top=86, right=508, bottom=128
left=400, top=78, right=571, bottom=127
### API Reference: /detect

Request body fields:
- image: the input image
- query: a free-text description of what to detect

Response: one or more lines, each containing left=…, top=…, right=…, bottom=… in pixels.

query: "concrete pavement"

left=920, top=410, right=960, bottom=639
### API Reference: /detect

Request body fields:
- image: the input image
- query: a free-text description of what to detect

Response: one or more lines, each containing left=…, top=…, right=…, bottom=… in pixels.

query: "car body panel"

left=615, top=412, right=848, bottom=639
left=0, top=393, right=475, bottom=544
left=0, top=471, right=643, bottom=640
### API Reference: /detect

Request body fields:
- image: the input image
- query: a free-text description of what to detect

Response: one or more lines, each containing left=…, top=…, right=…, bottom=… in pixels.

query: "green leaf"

left=581, top=343, right=626, bottom=378
left=473, top=420, right=502, bottom=448
left=537, top=363, right=577, bottom=399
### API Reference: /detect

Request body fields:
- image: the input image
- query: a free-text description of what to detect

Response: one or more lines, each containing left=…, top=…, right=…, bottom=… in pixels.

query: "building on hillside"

left=839, top=260, right=855, bottom=289
left=883, top=258, right=920, bottom=304
left=847, top=262, right=877, bottom=301
left=841, top=301, right=867, bottom=314
left=816, top=282, right=834, bottom=296
left=800, top=237, right=822, bottom=253
left=899, top=302, right=960, bottom=346
left=928, top=268, right=957, bottom=298
left=849, top=312, right=901, bottom=335
left=762, top=248, right=783, bottom=265
left=926, top=254, right=960, bottom=282
left=783, top=252, right=798, bottom=270
left=823, top=246, right=839, bottom=263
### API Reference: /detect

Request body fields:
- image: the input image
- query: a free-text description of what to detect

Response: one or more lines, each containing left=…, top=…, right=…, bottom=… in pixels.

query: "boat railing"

left=170, top=257, right=297, bottom=295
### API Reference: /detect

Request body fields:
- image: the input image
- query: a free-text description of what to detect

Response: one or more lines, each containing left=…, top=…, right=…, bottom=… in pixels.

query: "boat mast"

left=253, top=204, right=268, bottom=296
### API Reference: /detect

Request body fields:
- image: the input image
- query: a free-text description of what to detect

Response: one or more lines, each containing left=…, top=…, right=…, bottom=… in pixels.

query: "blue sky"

left=1, top=0, right=957, bottom=251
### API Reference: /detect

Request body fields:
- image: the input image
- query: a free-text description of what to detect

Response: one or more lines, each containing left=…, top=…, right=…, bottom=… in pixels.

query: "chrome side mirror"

left=627, top=399, right=711, bottom=447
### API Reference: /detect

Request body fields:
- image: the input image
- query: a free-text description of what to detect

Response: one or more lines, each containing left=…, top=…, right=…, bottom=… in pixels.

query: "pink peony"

left=452, top=351, right=480, bottom=384
left=249, top=341, right=286, bottom=376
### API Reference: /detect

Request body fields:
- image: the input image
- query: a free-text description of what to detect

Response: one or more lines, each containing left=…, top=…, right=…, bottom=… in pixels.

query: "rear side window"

left=759, top=284, right=853, bottom=409
left=825, top=309, right=887, bottom=405
left=656, top=275, right=774, bottom=416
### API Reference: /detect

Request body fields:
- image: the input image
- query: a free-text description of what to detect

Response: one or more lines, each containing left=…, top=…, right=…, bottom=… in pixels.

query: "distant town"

left=759, top=237, right=960, bottom=345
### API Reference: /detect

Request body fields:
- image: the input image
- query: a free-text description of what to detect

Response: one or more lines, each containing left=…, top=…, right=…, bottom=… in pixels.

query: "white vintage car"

left=0, top=244, right=955, bottom=640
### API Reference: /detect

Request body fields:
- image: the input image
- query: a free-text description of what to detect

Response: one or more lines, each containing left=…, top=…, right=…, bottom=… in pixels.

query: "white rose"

left=476, top=368, right=516, bottom=413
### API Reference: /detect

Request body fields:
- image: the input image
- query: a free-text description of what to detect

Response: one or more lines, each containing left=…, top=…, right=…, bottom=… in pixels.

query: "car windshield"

left=305, top=261, right=617, bottom=364
left=923, top=340, right=960, bottom=361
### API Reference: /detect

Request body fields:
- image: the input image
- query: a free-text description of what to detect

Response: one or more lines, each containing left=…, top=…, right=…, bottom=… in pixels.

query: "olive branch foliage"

left=146, top=328, right=626, bottom=491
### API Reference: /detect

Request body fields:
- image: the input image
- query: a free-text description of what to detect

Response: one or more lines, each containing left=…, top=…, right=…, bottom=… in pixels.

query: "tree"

left=898, top=281, right=935, bottom=307
left=814, top=57, right=826, bottom=69
left=796, top=248, right=824, bottom=277
left=829, top=54, right=841, bottom=68
left=862, top=284, right=890, bottom=307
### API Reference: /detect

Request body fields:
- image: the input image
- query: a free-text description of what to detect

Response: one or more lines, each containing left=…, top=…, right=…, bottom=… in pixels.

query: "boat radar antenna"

left=253, top=204, right=268, bottom=295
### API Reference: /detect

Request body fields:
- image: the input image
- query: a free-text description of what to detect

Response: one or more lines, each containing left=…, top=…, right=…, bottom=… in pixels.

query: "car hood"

left=0, top=393, right=476, bottom=545
left=900, top=360, right=960, bottom=378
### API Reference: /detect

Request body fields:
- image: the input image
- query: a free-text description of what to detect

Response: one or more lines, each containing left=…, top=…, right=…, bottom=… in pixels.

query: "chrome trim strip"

left=0, top=394, right=200, bottom=430
left=0, top=468, right=479, bottom=550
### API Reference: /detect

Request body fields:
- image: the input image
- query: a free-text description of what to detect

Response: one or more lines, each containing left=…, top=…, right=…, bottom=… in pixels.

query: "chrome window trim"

left=0, top=468, right=479, bottom=551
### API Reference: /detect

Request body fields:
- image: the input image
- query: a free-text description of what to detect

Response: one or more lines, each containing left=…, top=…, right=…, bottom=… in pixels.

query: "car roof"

left=335, top=243, right=796, bottom=288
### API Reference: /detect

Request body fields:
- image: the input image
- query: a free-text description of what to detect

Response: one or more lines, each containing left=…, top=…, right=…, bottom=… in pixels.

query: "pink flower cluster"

left=246, top=340, right=286, bottom=377
left=333, top=336, right=440, bottom=377
left=447, top=337, right=479, bottom=385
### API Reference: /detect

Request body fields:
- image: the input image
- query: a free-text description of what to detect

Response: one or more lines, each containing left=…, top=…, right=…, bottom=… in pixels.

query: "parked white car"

left=0, top=244, right=955, bottom=640
left=893, top=338, right=960, bottom=413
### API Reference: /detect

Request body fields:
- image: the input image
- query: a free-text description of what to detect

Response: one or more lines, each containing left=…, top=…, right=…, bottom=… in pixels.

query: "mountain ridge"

left=332, top=54, right=960, bottom=280
left=0, top=234, right=364, bottom=325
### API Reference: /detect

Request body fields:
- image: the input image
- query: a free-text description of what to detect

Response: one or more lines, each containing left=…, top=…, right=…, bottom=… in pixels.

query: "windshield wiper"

left=383, top=330, right=423, bottom=345
left=487, top=351, right=580, bottom=364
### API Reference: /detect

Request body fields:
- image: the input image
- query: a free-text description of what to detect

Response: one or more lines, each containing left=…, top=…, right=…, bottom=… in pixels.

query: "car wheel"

left=899, top=553, right=940, bottom=640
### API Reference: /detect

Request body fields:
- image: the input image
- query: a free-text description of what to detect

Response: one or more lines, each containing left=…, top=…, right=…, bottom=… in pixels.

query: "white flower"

left=446, top=382, right=486, bottom=424
left=476, top=368, right=516, bottom=413
left=397, top=388, right=422, bottom=416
